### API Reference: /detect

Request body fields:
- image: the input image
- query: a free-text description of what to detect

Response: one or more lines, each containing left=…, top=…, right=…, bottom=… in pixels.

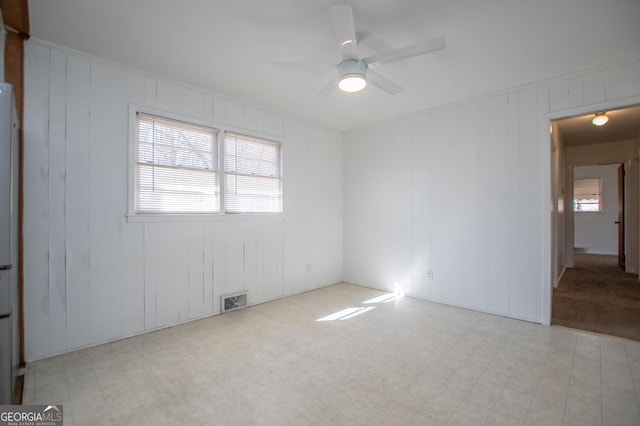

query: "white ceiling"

left=28, top=0, right=640, bottom=132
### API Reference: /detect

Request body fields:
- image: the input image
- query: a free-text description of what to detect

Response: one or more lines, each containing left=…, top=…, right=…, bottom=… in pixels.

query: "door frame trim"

left=543, top=95, right=640, bottom=325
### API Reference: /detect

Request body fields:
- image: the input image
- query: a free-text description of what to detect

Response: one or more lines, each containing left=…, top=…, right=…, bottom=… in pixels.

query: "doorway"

left=550, top=105, right=640, bottom=339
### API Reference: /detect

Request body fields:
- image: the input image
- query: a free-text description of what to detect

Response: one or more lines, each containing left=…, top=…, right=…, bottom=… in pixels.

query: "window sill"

left=126, top=213, right=285, bottom=223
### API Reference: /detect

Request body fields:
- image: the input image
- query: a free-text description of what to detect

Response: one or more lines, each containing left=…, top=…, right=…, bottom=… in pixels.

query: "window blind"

left=136, top=113, right=219, bottom=213
left=224, top=132, right=282, bottom=213
left=573, top=178, right=601, bottom=212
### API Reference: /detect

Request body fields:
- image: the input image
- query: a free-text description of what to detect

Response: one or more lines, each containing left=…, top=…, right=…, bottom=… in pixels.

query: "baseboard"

left=579, top=251, right=617, bottom=256
left=556, top=265, right=567, bottom=287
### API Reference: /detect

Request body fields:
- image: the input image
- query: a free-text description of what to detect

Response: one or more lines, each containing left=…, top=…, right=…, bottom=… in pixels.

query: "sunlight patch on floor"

left=317, top=285, right=403, bottom=321
left=316, top=306, right=376, bottom=322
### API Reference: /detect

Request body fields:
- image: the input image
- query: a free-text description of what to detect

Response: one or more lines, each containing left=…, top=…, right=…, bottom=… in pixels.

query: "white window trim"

left=127, top=104, right=284, bottom=222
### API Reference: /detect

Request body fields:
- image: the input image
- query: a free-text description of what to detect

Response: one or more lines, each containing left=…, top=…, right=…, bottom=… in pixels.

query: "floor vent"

left=221, top=292, right=248, bottom=313
left=574, top=247, right=588, bottom=253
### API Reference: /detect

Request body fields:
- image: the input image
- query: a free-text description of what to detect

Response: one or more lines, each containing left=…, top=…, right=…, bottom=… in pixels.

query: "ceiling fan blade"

left=264, top=62, right=334, bottom=71
left=367, top=70, right=404, bottom=95
left=330, top=5, right=358, bottom=60
left=315, top=78, right=338, bottom=99
left=363, top=36, right=446, bottom=68
left=356, top=31, right=393, bottom=56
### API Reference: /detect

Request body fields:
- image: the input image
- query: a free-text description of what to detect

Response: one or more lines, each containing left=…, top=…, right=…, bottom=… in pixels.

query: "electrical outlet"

left=427, top=270, right=434, bottom=280
left=306, top=264, right=311, bottom=273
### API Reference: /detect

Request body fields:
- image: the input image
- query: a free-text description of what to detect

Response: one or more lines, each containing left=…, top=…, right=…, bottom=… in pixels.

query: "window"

left=134, top=113, right=219, bottom=214
left=573, top=178, right=601, bottom=212
left=130, top=109, right=283, bottom=218
left=224, top=132, right=282, bottom=214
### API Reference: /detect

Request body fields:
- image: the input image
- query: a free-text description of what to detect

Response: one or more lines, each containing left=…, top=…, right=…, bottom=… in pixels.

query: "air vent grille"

left=221, top=292, right=248, bottom=313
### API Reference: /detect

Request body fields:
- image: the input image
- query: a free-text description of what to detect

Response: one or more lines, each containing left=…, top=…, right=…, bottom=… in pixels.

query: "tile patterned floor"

left=23, top=283, right=640, bottom=425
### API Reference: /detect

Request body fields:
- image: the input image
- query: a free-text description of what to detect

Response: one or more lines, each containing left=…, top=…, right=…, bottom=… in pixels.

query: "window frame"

left=127, top=105, right=284, bottom=222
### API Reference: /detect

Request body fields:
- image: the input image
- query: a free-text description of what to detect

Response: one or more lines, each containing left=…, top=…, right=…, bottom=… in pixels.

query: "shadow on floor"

left=553, top=253, right=640, bottom=340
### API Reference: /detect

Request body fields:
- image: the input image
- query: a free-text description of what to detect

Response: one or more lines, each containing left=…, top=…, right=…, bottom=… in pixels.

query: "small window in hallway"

left=574, top=178, right=601, bottom=212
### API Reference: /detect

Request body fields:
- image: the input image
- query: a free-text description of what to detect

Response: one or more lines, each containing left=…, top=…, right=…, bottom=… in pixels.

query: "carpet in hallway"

left=552, top=253, right=640, bottom=341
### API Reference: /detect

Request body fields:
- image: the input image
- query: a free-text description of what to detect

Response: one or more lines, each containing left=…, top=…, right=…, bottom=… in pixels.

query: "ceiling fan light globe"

left=591, top=113, right=609, bottom=126
left=339, top=74, right=367, bottom=92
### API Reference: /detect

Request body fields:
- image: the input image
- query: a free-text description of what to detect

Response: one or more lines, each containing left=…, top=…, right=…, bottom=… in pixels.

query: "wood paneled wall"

left=23, top=39, right=344, bottom=361
left=344, top=59, right=640, bottom=323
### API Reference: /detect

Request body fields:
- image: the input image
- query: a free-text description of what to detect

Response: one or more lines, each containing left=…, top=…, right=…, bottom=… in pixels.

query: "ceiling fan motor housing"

left=338, top=59, right=367, bottom=79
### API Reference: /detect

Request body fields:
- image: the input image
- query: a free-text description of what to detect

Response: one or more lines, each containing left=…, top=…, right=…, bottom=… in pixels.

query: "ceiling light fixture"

left=338, top=59, right=367, bottom=93
left=339, top=75, right=366, bottom=92
left=592, top=112, right=609, bottom=126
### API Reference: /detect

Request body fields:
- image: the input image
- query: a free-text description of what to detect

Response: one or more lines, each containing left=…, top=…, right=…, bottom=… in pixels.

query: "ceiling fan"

left=265, top=5, right=446, bottom=96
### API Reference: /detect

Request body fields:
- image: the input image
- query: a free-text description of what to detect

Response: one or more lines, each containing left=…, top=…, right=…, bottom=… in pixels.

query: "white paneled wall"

left=550, top=121, right=568, bottom=284
left=344, top=58, right=640, bottom=323
left=23, top=40, right=343, bottom=361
